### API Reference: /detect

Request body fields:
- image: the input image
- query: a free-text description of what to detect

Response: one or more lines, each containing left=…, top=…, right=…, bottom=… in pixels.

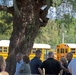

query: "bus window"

left=61, top=48, right=64, bottom=53
left=0, top=47, right=2, bottom=52
left=4, top=47, right=7, bottom=52
left=71, top=48, right=75, bottom=53
left=65, top=49, right=68, bottom=53
left=57, top=49, right=59, bottom=53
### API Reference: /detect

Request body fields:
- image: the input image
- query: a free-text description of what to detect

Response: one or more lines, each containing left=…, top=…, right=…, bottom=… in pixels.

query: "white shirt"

left=68, top=58, right=76, bottom=75
left=15, top=60, right=23, bottom=75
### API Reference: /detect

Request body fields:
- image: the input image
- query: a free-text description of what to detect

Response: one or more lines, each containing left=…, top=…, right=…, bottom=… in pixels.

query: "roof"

left=66, top=43, right=76, bottom=48
left=33, top=43, right=51, bottom=49
left=0, top=40, right=51, bottom=49
left=0, top=40, right=10, bottom=46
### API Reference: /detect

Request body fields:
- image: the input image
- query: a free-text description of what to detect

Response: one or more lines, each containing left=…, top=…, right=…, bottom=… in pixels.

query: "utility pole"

left=62, top=23, right=64, bottom=43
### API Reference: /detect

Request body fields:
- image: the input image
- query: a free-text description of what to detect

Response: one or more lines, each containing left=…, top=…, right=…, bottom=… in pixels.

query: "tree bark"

left=0, top=0, right=52, bottom=75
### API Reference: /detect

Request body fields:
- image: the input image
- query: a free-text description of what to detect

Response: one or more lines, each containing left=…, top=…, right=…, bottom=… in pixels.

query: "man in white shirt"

left=15, top=53, right=23, bottom=75
left=68, top=58, right=76, bottom=75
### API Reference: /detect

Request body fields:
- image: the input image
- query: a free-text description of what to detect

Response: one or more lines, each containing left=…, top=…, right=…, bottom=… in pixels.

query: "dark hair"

left=35, top=49, right=42, bottom=55
left=67, top=52, right=73, bottom=57
left=23, top=55, right=30, bottom=63
left=17, top=53, right=23, bottom=57
left=48, top=52, right=54, bottom=57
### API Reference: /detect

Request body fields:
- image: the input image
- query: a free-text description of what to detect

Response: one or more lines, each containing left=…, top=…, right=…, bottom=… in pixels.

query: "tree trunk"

left=5, top=0, right=50, bottom=75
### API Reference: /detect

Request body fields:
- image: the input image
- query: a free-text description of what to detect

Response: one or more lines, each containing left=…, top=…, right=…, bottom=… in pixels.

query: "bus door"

left=44, top=49, right=50, bottom=60
left=56, top=48, right=60, bottom=60
left=71, top=48, right=76, bottom=58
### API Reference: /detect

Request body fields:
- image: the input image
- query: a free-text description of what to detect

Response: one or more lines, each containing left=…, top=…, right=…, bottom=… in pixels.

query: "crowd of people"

left=0, top=50, right=76, bottom=75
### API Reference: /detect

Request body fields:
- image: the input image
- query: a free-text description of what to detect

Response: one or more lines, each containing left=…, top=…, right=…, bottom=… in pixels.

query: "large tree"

left=0, top=0, right=52, bottom=75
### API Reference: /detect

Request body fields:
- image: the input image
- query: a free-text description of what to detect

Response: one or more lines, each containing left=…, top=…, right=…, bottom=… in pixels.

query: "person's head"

left=60, top=57, right=67, bottom=65
left=66, top=52, right=73, bottom=62
left=0, top=71, right=9, bottom=75
left=35, top=49, right=42, bottom=58
left=16, top=53, right=23, bottom=62
left=23, top=55, right=30, bottom=64
left=48, top=51, right=54, bottom=58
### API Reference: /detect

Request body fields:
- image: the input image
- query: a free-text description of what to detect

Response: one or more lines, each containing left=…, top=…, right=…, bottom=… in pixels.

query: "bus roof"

left=33, top=43, right=51, bottom=49
left=66, top=43, right=76, bottom=48
left=0, top=40, right=51, bottom=49
left=0, top=40, right=10, bottom=46
left=58, top=43, right=76, bottom=48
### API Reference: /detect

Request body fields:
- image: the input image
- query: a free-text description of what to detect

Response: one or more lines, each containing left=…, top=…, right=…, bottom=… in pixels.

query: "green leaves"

left=0, top=11, right=13, bottom=39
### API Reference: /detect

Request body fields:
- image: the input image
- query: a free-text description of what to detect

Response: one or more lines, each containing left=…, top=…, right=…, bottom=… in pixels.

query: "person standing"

left=15, top=53, right=23, bottom=75
left=19, top=55, right=31, bottom=75
left=61, top=52, right=73, bottom=75
left=0, top=55, right=6, bottom=72
left=66, top=52, right=73, bottom=64
left=30, top=49, right=42, bottom=74
left=68, top=58, right=76, bottom=75
left=60, top=57, right=68, bottom=75
left=66, top=52, right=73, bottom=75
left=39, top=52, right=62, bottom=75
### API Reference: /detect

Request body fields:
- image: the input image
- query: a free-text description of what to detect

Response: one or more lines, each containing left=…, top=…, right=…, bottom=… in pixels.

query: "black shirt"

left=40, top=58, right=62, bottom=75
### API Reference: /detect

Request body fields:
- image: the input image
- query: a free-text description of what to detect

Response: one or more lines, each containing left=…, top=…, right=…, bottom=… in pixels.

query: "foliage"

left=53, top=0, right=61, bottom=7
left=0, top=11, right=13, bottom=39
left=35, top=20, right=59, bottom=46
left=67, top=0, right=76, bottom=11
left=35, top=17, right=76, bottom=46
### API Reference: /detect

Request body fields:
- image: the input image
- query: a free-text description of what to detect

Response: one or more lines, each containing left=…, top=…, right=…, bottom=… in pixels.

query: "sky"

left=0, top=0, right=13, bottom=7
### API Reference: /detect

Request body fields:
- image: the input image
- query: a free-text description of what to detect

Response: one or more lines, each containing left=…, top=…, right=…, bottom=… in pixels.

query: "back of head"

left=23, top=55, right=30, bottom=63
left=35, top=49, right=42, bottom=54
left=48, top=51, right=54, bottom=58
left=60, top=57, right=67, bottom=64
left=0, top=71, right=9, bottom=75
left=35, top=49, right=42, bottom=58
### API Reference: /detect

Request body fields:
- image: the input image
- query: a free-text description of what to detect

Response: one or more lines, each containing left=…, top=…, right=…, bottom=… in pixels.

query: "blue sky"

left=0, top=0, right=13, bottom=7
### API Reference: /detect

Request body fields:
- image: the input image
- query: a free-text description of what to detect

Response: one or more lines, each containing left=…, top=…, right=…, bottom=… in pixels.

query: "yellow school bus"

left=0, top=40, right=51, bottom=61
left=0, top=40, right=9, bottom=59
left=56, top=43, right=76, bottom=60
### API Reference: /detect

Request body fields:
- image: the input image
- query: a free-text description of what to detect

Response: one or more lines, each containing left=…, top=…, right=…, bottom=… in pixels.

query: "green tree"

left=35, top=20, right=59, bottom=46
left=0, top=11, right=13, bottom=40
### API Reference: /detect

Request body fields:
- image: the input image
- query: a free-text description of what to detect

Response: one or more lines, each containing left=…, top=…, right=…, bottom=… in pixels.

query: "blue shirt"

left=15, top=60, right=23, bottom=75
left=30, top=57, right=42, bottom=74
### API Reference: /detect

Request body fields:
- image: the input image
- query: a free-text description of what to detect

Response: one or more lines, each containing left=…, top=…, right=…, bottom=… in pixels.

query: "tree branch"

left=0, top=5, right=14, bottom=14
left=13, top=0, right=21, bottom=17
